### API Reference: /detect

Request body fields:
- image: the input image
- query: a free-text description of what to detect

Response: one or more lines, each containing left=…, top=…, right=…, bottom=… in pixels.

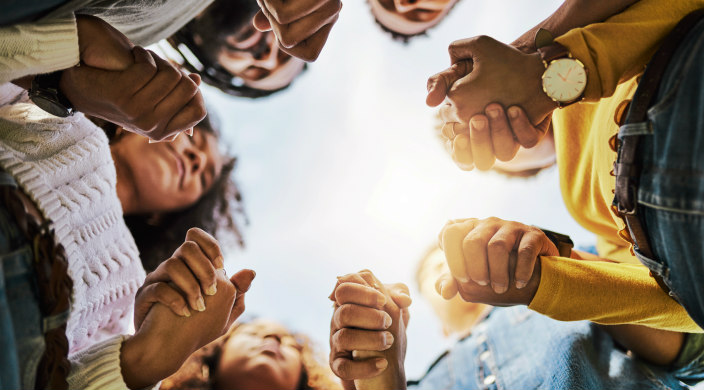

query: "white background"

left=200, top=0, right=594, bottom=380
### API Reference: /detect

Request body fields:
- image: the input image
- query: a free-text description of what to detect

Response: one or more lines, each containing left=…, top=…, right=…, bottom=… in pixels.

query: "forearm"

left=599, top=324, right=684, bottom=366
left=353, top=350, right=407, bottom=390
left=512, top=0, right=638, bottom=52
left=529, top=256, right=704, bottom=333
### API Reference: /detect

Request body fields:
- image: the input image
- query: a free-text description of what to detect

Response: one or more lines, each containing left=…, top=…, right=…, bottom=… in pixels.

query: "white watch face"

left=542, top=58, right=587, bottom=103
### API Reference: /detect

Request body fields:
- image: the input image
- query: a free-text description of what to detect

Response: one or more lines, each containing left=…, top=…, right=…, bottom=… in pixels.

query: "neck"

left=112, top=148, right=137, bottom=215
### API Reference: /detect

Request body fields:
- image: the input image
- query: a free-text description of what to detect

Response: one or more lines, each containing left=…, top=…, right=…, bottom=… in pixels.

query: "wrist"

left=120, top=333, right=184, bottom=389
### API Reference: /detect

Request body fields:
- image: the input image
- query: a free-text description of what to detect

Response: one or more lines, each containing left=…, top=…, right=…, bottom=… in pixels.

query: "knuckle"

left=488, top=238, right=510, bottom=253
left=180, top=240, right=199, bottom=253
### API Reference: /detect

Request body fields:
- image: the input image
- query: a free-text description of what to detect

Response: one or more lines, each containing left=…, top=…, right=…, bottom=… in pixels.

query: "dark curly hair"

left=91, top=113, right=245, bottom=272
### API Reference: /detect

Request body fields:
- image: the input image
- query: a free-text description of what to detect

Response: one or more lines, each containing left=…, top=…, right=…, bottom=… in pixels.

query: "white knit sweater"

left=0, top=0, right=213, bottom=84
left=0, top=84, right=146, bottom=389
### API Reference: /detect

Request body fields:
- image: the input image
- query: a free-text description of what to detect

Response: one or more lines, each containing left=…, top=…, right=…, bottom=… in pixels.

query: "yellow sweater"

left=527, top=0, right=704, bottom=333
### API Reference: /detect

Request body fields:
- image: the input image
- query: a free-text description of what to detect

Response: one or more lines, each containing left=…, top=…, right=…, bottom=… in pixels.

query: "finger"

left=451, top=133, right=474, bottom=171
left=188, top=72, right=201, bottom=86
left=280, top=19, right=336, bottom=61
left=332, top=328, right=394, bottom=353
left=121, top=46, right=158, bottom=89
left=485, top=104, right=520, bottom=161
left=266, top=0, right=341, bottom=49
left=185, top=228, right=225, bottom=269
left=331, top=357, right=387, bottom=381
left=335, top=283, right=387, bottom=309
left=357, top=269, right=383, bottom=291
left=258, top=0, right=332, bottom=25
left=228, top=289, right=247, bottom=330
left=435, top=273, right=458, bottom=300
left=487, top=225, right=521, bottom=294
left=230, top=269, right=256, bottom=294
left=448, top=35, right=497, bottom=64
left=147, top=258, right=205, bottom=312
left=441, top=219, right=476, bottom=284
left=514, top=230, right=551, bottom=289
left=135, top=52, right=184, bottom=107
left=253, top=10, right=273, bottom=31
left=134, top=282, right=190, bottom=329
left=174, top=240, right=218, bottom=296
left=426, top=61, right=472, bottom=107
left=438, top=218, right=475, bottom=251
left=329, top=273, right=369, bottom=301
left=333, top=304, right=392, bottom=331
left=469, top=116, right=494, bottom=171
left=507, top=106, right=543, bottom=148
left=463, top=221, right=500, bottom=286
left=387, top=283, right=412, bottom=308
left=153, top=77, right=204, bottom=139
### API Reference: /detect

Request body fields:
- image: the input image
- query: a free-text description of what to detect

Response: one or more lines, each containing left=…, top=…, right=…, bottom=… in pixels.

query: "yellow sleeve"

left=555, top=0, right=704, bottom=101
left=528, top=256, right=703, bottom=333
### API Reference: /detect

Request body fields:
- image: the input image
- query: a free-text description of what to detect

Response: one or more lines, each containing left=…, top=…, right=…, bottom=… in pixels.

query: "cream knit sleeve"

left=0, top=15, right=79, bottom=84
left=67, top=335, right=130, bottom=390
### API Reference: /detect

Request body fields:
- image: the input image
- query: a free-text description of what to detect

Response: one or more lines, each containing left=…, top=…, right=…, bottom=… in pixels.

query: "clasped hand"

left=427, top=35, right=557, bottom=171
left=60, top=15, right=206, bottom=141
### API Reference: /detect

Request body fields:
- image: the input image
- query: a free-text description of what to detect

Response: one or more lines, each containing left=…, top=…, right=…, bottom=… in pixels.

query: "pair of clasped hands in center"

left=328, top=36, right=572, bottom=390
left=18, top=0, right=341, bottom=142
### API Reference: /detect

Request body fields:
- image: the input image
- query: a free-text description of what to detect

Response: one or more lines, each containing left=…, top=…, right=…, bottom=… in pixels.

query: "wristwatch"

left=537, top=227, right=574, bottom=257
left=29, top=71, right=74, bottom=118
left=535, top=28, right=587, bottom=107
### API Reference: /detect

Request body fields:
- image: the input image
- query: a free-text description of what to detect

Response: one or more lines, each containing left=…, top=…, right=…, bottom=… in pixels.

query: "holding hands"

left=253, top=0, right=342, bottom=61
left=437, top=217, right=559, bottom=306
left=329, top=270, right=411, bottom=390
left=124, top=228, right=255, bottom=388
left=427, top=36, right=557, bottom=171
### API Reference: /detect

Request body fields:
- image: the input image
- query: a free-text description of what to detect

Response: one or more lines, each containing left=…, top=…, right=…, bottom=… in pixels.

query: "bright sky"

left=199, top=0, right=595, bottom=380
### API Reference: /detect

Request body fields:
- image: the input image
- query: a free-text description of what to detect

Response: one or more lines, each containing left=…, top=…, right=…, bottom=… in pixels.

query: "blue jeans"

left=636, top=18, right=704, bottom=329
left=409, top=307, right=695, bottom=390
left=0, top=174, right=45, bottom=390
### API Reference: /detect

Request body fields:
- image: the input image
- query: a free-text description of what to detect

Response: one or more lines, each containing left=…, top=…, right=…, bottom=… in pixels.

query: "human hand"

left=427, top=36, right=557, bottom=170
left=437, top=217, right=559, bottom=304
left=252, top=0, right=342, bottom=61
left=329, top=270, right=411, bottom=390
left=122, top=267, right=255, bottom=389
left=61, top=36, right=205, bottom=141
left=439, top=103, right=551, bottom=171
left=133, top=228, right=227, bottom=330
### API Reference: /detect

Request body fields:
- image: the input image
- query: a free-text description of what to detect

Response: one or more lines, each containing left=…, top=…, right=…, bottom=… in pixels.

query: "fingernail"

left=384, top=332, right=394, bottom=347
left=509, top=106, right=520, bottom=119
left=376, top=359, right=388, bottom=370
left=516, top=280, right=528, bottom=289
left=471, top=118, right=486, bottom=130
left=383, top=314, right=392, bottom=328
left=439, top=280, right=446, bottom=296
left=205, top=282, right=217, bottom=296
left=457, top=277, right=470, bottom=284
left=196, top=296, right=206, bottom=312
left=214, top=255, right=224, bottom=270
left=182, top=307, right=191, bottom=317
left=488, top=109, right=500, bottom=119
left=492, top=283, right=507, bottom=294
left=475, top=279, right=489, bottom=286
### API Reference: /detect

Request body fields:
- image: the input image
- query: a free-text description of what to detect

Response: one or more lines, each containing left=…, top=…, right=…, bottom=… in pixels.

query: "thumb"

left=230, top=269, right=256, bottom=293
left=253, top=11, right=272, bottom=31
left=387, top=283, right=412, bottom=308
left=426, top=60, right=473, bottom=107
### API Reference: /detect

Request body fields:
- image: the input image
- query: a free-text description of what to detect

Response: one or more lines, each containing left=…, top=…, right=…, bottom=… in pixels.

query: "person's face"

left=369, top=0, right=460, bottom=36
left=112, top=127, right=224, bottom=215
left=218, top=24, right=306, bottom=91
left=217, top=320, right=303, bottom=390
left=418, top=249, right=488, bottom=336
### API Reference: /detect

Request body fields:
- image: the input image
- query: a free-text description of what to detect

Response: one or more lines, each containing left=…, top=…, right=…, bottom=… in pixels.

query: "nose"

left=251, top=33, right=280, bottom=70
left=184, top=145, right=206, bottom=176
left=393, top=0, right=446, bottom=13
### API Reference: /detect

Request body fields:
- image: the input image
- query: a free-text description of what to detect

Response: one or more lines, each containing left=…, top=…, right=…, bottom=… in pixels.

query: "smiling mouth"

left=167, top=145, right=185, bottom=189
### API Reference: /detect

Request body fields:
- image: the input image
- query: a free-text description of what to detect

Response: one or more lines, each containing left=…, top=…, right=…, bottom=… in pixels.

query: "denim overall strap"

left=613, top=9, right=704, bottom=294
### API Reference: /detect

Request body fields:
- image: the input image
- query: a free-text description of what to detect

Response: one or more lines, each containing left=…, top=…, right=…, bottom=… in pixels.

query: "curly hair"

left=160, top=322, right=342, bottom=390
left=90, top=113, right=246, bottom=272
